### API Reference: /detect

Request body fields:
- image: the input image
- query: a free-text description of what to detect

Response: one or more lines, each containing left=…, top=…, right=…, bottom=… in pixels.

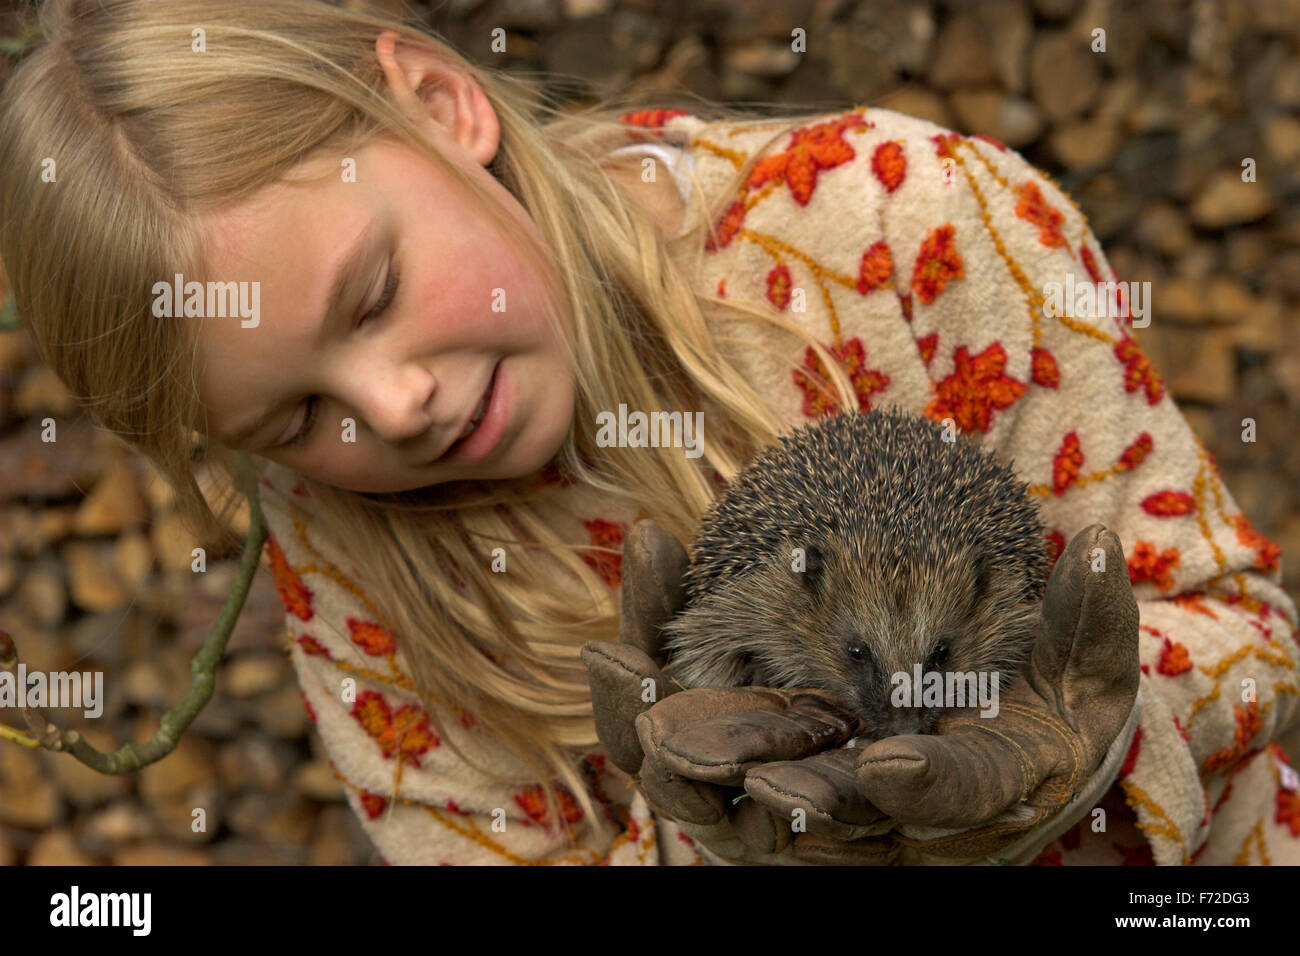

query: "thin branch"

left=0, top=452, right=268, bottom=772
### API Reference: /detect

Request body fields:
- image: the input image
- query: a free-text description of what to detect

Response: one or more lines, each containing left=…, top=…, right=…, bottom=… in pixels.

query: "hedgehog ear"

left=973, top=554, right=989, bottom=595
left=792, top=542, right=824, bottom=591
left=973, top=552, right=1011, bottom=601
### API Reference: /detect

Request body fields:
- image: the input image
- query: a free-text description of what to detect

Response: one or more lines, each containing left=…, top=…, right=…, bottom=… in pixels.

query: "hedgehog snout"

left=842, top=637, right=951, bottom=737
left=847, top=682, right=944, bottom=738
left=874, top=704, right=941, bottom=737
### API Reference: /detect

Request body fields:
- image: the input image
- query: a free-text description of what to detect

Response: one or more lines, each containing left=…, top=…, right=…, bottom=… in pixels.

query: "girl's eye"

left=280, top=395, right=318, bottom=449
left=360, top=264, right=399, bottom=325
left=279, top=264, right=400, bottom=450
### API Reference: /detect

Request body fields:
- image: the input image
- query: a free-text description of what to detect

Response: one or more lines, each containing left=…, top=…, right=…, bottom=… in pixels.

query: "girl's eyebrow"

left=226, top=219, right=378, bottom=448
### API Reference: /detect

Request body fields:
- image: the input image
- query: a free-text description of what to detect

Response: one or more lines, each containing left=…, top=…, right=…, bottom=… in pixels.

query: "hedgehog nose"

left=881, top=708, right=930, bottom=737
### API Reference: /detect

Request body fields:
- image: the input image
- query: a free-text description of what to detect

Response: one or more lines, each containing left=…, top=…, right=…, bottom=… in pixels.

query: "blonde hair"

left=0, top=0, right=855, bottom=847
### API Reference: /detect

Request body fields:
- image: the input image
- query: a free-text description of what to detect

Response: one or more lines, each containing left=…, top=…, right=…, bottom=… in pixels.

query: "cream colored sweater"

left=256, top=107, right=1300, bottom=865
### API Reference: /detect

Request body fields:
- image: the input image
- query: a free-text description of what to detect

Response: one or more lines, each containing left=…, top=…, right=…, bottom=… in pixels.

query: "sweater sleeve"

left=253, top=463, right=705, bottom=865
left=871, top=125, right=1300, bottom=864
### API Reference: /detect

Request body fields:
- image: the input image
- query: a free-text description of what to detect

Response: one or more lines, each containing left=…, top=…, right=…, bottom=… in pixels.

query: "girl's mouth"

left=440, top=360, right=507, bottom=465
left=456, top=378, right=493, bottom=441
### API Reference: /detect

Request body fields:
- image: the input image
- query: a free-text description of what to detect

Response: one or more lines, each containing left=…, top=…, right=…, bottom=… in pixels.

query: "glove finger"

left=638, top=746, right=733, bottom=826
left=790, top=832, right=900, bottom=866
left=730, top=794, right=794, bottom=855
left=854, top=712, right=1043, bottom=827
left=1039, top=525, right=1140, bottom=751
left=673, top=820, right=791, bottom=865
left=620, top=519, right=690, bottom=667
left=745, top=746, right=892, bottom=839
left=581, top=639, right=680, bottom=775
left=639, top=689, right=863, bottom=786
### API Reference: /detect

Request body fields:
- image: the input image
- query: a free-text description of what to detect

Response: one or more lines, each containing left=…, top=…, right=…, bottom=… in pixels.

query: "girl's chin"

left=514, top=422, right=576, bottom=478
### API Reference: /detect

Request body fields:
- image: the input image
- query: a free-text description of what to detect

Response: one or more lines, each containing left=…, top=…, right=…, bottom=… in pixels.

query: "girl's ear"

left=374, top=31, right=500, bottom=168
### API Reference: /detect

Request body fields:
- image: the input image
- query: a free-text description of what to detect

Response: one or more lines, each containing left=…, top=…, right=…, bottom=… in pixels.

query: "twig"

left=0, top=453, right=268, bottom=772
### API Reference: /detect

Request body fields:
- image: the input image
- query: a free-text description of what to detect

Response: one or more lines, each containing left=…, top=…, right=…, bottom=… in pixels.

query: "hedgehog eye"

left=927, top=642, right=950, bottom=668
left=847, top=642, right=870, bottom=666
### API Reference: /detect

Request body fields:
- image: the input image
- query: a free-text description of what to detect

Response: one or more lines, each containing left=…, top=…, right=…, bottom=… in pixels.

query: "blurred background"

left=1, top=0, right=1297, bottom=865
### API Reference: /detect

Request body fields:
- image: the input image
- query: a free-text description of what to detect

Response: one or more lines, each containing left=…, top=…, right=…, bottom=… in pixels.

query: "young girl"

left=2, top=0, right=1296, bottom=866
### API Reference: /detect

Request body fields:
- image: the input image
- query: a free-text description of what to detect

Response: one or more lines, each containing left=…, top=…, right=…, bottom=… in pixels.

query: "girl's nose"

left=344, top=361, right=436, bottom=444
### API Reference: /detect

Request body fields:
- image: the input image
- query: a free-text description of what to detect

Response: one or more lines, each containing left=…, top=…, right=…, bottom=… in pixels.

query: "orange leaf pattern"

left=1142, top=490, right=1197, bottom=517
left=1128, top=540, right=1182, bottom=591
left=1203, top=701, right=1263, bottom=774
left=1052, top=432, right=1083, bottom=495
left=350, top=690, right=439, bottom=767
left=856, top=240, right=893, bottom=294
left=267, top=534, right=313, bottom=622
left=1014, top=181, right=1067, bottom=248
left=618, top=108, right=688, bottom=131
left=706, top=113, right=872, bottom=253
left=792, top=338, right=891, bottom=417
left=347, top=617, right=398, bottom=657
left=1030, top=347, right=1060, bottom=388
left=581, top=519, right=626, bottom=588
left=1116, top=432, right=1154, bottom=472
left=917, top=332, right=938, bottom=366
left=1157, top=637, right=1194, bottom=676
left=1080, top=242, right=1105, bottom=282
left=1231, top=513, right=1282, bottom=574
left=515, top=786, right=585, bottom=828
left=1115, top=335, right=1166, bottom=405
left=871, top=140, right=906, bottom=193
left=360, top=790, right=388, bottom=820
left=911, top=223, right=965, bottom=304
left=925, top=343, right=1027, bottom=433
left=747, top=112, right=871, bottom=207
left=766, top=263, right=793, bottom=309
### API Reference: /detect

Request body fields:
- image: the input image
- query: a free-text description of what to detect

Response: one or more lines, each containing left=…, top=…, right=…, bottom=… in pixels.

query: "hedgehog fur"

left=661, top=408, right=1048, bottom=737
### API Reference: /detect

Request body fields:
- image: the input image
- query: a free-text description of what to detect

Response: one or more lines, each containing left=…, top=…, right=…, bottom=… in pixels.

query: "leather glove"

left=581, top=519, right=898, bottom=865
left=838, top=523, right=1143, bottom=865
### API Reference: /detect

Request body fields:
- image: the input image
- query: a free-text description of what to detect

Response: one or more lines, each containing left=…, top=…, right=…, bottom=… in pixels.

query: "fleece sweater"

left=255, top=106, right=1300, bottom=866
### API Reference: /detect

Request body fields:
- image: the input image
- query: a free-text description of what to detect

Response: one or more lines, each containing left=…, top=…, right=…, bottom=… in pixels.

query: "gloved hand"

left=581, top=519, right=898, bottom=865
left=839, top=523, right=1143, bottom=865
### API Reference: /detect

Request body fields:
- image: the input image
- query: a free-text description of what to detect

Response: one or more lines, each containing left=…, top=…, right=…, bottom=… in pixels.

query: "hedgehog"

left=660, top=408, right=1048, bottom=739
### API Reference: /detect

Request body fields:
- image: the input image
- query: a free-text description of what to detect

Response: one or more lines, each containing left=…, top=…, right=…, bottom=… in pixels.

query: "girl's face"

left=194, top=45, right=575, bottom=493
